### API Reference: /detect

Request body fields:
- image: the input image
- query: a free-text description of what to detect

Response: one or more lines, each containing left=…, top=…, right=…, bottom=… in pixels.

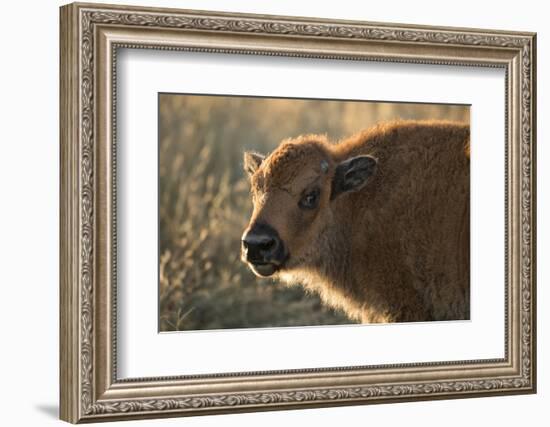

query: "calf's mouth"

left=247, top=261, right=281, bottom=277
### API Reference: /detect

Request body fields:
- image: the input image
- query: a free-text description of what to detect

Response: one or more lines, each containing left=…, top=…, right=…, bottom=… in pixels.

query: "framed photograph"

left=60, top=2, right=537, bottom=423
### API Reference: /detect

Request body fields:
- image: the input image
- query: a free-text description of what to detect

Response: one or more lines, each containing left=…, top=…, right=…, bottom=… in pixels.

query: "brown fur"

left=244, top=120, right=470, bottom=323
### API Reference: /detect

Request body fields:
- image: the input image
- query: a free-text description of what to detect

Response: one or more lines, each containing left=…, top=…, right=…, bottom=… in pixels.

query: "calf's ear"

left=243, top=151, right=265, bottom=177
left=331, top=155, right=377, bottom=200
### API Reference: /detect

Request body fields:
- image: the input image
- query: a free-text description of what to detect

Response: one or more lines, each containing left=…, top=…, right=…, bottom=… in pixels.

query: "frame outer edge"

left=69, top=1, right=537, bottom=37
left=60, top=3, right=80, bottom=424
left=529, top=33, right=537, bottom=393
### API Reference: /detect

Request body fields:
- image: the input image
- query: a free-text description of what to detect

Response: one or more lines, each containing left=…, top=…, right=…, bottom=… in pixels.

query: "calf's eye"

left=299, top=188, right=320, bottom=210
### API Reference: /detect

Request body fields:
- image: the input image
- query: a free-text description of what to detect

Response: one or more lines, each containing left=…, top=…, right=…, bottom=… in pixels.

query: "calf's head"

left=241, top=136, right=377, bottom=278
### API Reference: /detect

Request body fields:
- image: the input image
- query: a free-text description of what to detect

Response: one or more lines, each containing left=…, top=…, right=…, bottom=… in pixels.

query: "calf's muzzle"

left=241, top=222, right=286, bottom=277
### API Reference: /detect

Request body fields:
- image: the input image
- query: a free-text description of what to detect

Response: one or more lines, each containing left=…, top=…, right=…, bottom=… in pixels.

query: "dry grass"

left=159, top=94, right=469, bottom=331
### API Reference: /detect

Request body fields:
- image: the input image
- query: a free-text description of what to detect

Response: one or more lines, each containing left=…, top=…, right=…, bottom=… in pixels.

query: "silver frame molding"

left=60, top=2, right=537, bottom=423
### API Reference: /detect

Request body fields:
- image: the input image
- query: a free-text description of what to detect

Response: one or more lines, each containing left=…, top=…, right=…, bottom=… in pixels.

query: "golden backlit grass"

left=159, top=94, right=469, bottom=331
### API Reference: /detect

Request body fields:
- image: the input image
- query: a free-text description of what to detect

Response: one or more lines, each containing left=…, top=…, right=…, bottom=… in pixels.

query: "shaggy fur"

left=243, top=120, right=470, bottom=323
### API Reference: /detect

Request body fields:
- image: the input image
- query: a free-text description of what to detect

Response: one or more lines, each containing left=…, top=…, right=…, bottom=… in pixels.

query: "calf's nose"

left=241, top=224, right=281, bottom=263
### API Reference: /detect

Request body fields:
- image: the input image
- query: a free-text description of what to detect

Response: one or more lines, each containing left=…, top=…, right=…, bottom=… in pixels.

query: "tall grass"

left=159, top=94, right=469, bottom=331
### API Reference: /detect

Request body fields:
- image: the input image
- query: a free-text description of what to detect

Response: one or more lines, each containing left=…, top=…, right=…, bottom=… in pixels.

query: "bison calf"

left=241, top=120, right=470, bottom=323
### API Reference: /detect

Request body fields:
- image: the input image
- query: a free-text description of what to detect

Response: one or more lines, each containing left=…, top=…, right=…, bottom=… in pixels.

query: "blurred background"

left=159, top=94, right=469, bottom=331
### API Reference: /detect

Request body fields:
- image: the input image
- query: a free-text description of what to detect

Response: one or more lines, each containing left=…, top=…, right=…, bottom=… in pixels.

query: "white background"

left=0, top=0, right=546, bottom=426
left=118, top=50, right=504, bottom=377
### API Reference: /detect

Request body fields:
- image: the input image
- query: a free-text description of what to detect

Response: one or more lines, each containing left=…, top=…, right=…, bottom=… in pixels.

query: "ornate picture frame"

left=60, top=2, right=536, bottom=423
